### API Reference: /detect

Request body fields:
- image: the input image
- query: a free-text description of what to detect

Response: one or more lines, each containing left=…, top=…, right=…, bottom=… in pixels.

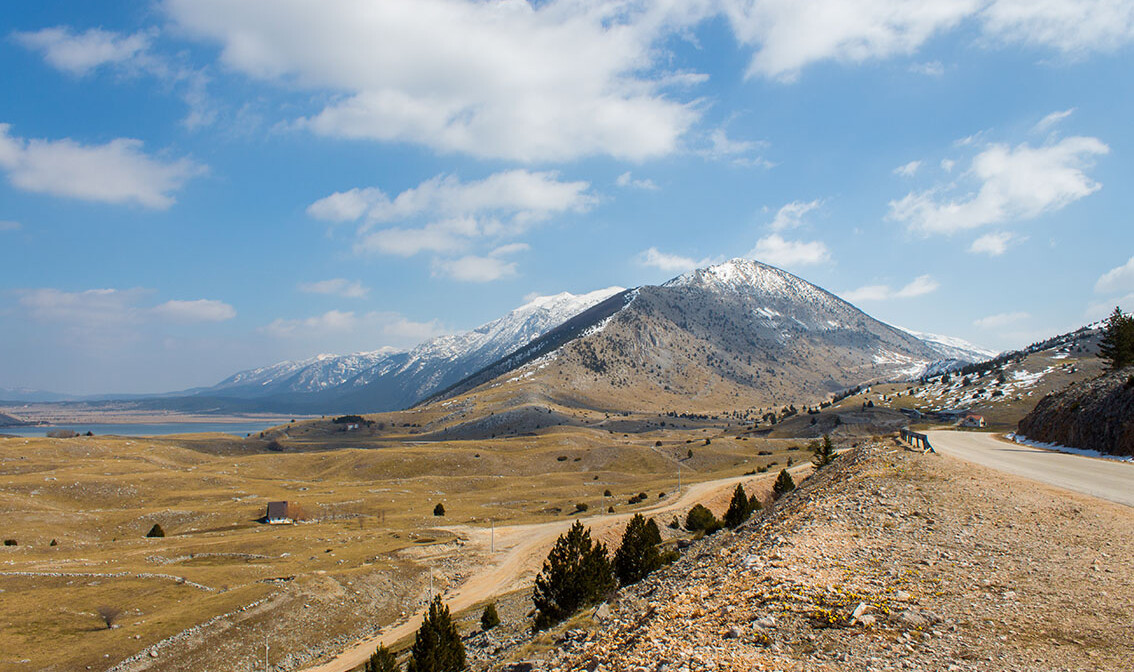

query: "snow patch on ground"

left=1007, top=433, right=1133, bottom=463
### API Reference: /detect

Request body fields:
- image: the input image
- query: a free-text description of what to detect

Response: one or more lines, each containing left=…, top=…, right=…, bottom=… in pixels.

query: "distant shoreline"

left=0, top=402, right=315, bottom=428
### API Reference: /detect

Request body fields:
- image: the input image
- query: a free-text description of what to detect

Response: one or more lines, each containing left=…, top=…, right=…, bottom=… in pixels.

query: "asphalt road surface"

left=927, top=430, right=1133, bottom=508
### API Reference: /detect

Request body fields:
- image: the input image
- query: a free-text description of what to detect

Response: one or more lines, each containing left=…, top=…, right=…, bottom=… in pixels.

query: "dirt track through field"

left=301, top=464, right=811, bottom=672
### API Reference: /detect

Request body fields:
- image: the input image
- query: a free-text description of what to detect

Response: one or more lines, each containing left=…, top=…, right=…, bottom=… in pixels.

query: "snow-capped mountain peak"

left=202, top=286, right=626, bottom=408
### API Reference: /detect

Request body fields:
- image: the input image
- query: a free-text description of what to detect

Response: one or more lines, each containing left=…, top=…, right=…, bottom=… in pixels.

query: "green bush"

left=407, top=596, right=465, bottom=672
left=532, top=521, right=616, bottom=630
left=684, top=504, right=721, bottom=533
left=480, top=603, right=500, bottom=631
left=367, top=644, right=398, bottom=672
left=433, top=503, right=445, bottom=517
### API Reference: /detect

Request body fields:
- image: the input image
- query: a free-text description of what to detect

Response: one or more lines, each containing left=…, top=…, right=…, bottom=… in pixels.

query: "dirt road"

left=928, top=430, right=1134, bottom=507
left=300, top=465, right=809, bottom=672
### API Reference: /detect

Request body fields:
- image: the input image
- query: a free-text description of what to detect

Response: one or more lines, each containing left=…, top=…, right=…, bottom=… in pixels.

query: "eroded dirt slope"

left=498, top=440, right=1133, bottom=671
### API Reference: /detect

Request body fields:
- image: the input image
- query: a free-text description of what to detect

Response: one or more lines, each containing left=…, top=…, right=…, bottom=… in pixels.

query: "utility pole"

left=264, top=638, right=269, bottom=672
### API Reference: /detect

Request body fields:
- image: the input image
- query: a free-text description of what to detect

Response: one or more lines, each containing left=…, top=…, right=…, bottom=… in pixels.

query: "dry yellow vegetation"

left=0, top=411, right=806, bottom=671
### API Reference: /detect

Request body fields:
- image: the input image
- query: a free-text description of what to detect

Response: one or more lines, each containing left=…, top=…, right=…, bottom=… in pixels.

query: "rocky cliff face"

left=1017, top=366, right=1134, bottom=457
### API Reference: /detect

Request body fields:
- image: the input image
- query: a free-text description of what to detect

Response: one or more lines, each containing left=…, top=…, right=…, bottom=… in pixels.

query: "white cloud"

left=909, top=60, right=945, bottom=76
left=432, top=255, right=518, bottom=283
left=722, top=0, right=979, bottom=81
left=310, top=171, right=593, bottom=227
left=981, top=0, right=1134, bottom=54
left=152, top=299, right=236, bottom=322
left=697, top=128, right=771, bottom=166
left=893, top=160, right=922, bottom=177
left=1087, top=294, right=1134, bottom=321
left=940, top=158, right=956, bottom=172
left=973, top=311, right=1030, bottom=329
left=895, top=274, right=940, bottom=298
left=261, top=310, right=357, bottom=338
left=354, top=220, right=474, bottom=257
left=615, top=171, right=659, bottom=191
left=261, top=309, right=446, bottom=347
left=769, top=199, right=821, bottom=231
left=968, top=231, right=1020, bottom=256
left=889, top=135, right=1108, bottom=235
left=305, top=187, right=383, bottom=223
left=13, top=26, right=151, bottom=76
left=722, top=0, right=1134, bottom=81
left=842, top=274, right=940, bottom=302
left=18, top=288, right=147, bottom=327
left=14, top=27, right=216, bottom=129
left=749, top=234, right=830, bottom=267
left=0, top=220, right=20, bottom=231
left=297, top=278, right=370, bottom=299
left=313, top=171, right=590, bottom=278
left=0, top=123, right=205, bottom=209
left=1033, top=108, right=1075, bottom=133
left=167, top=0, right=705, bottom=162
left=1096, top=255, right=1134, bottom=294
left=638, top=247, right=716, bottom=273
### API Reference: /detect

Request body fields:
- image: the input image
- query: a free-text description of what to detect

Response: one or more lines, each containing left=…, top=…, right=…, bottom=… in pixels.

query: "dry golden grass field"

left=0, top=406, right=810, bottom=672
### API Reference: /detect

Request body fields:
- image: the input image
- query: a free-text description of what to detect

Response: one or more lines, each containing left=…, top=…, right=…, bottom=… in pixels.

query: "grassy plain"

left=0, top=409, right=807, bottom=672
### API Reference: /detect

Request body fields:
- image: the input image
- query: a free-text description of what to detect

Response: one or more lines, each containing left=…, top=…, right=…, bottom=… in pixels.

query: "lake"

left=0, top=421, right=283, bottom=438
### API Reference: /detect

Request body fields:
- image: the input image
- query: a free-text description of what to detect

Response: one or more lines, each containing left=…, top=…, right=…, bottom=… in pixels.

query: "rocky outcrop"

left=1017, top=366, right=1134, bottom=457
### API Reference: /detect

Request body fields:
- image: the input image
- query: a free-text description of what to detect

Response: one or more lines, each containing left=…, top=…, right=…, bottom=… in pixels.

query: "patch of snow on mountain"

left=897, top=327, right=998, bottom=362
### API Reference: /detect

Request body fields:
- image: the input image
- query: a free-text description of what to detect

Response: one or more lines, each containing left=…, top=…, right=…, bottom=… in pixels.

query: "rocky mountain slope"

left=1017, top=365, right=1134, bottom=457
left=430, top=259, right=972, bottom=414
left=484, top=441, right=1134, bottom=672
left=183, top=287, right=624, bottom=412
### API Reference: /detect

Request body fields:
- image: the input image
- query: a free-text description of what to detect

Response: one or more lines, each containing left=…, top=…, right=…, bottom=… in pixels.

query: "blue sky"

left=2, top=0, right=1133, bottom=395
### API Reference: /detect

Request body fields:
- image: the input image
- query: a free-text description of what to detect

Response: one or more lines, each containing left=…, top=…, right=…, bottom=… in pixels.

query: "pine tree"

left=407, top=596, right=465, bottom=672
left=1098, top=307, right=1134, bottom=371
left=613, top=514, right=662, bottom=586
left=433, top=503, right=445, bottom=516
left=367, top=644, right=398, bottom=672
left=722, top=483, right=753, bottom=528
left=146, top=523, right=165, bottom=538
left=747, top=494, right=763, bottom=513
left=480, top=603, right=500, bottom=631
left=772, top=469, right=795, bottom=500
left=532, top=521, right=616, bottom=630
left=811, top=435, right=835, bottom=469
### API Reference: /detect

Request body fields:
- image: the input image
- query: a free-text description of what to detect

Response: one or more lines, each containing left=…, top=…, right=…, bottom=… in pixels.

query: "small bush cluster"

left=480, top=603, right=500, bottom=631
left=684, top=503, right=722, bottom=533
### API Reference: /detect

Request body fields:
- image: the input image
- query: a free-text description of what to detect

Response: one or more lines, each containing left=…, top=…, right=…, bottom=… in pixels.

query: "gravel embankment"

left=484, top=440, right=1133, bottom=671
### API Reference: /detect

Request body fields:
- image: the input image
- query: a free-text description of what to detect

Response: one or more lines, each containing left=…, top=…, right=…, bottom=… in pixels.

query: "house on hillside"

left=265, top=501, right=301, bottom=524
left=959, top=413, right=986, bottom=428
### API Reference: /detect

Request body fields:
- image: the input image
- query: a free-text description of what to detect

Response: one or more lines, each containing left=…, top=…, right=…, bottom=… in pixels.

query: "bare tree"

left=96, top=605, right=122, bottom=629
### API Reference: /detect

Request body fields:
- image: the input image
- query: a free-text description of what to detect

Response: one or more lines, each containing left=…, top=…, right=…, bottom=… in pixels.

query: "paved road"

left=927, top=430, right=1134, bottom=508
